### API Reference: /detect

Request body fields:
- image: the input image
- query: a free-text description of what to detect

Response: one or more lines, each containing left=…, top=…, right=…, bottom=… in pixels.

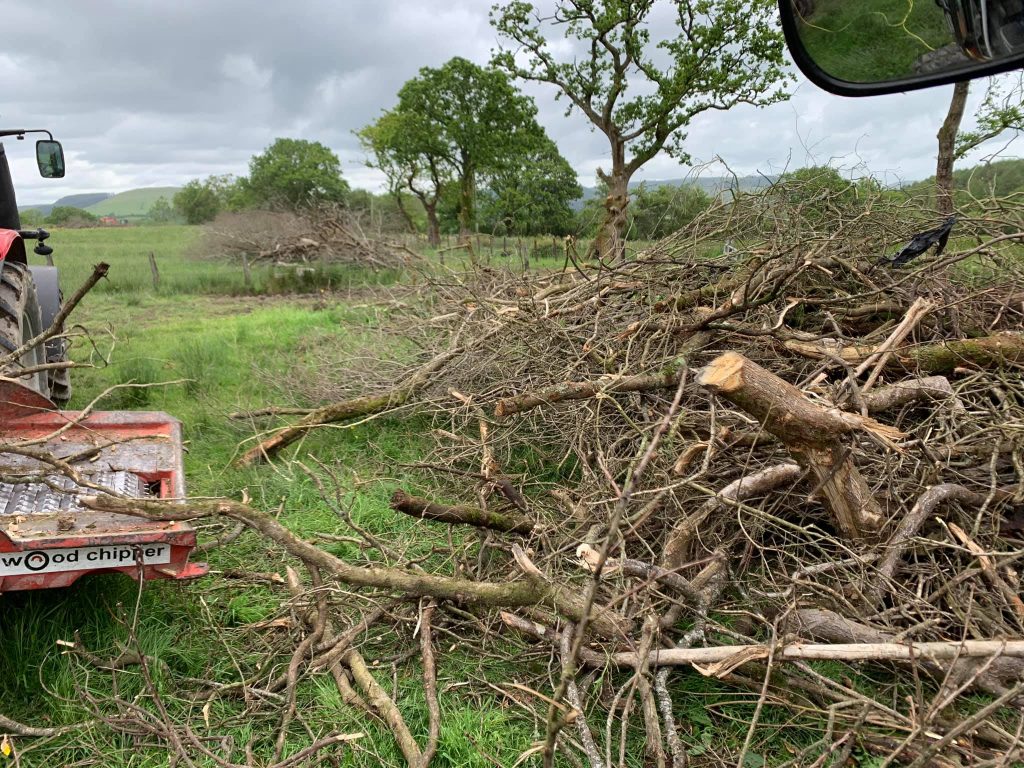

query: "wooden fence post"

left=148, top=251, right=160, bottom=291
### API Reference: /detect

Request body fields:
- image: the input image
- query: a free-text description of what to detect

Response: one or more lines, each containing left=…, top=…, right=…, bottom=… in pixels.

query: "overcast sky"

left=2, top=0, right=1013, bottom=203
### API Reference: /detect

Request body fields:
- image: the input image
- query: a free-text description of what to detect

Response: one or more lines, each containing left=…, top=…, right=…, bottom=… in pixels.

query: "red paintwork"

left=0, top=378, right=55, bottom=422
left=0, top=407, right=208, bottom=592
left=0, top=228, right=25, bottom=263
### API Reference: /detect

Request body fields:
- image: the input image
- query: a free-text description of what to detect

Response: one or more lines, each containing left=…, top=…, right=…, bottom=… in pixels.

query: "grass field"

left=53, top=225, right=402, bottom=296
left=797, top=0, right=952, bottom=82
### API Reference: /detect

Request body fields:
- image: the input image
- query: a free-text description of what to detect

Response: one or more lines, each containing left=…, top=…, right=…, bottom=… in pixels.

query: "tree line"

left=169, top=0, right=789, bottom=251
left=34, top=1, right=1024, bottom=240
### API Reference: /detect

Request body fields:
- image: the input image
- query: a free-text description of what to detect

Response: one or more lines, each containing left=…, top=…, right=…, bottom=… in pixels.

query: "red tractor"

left=0, top=130, right=206, bottom=592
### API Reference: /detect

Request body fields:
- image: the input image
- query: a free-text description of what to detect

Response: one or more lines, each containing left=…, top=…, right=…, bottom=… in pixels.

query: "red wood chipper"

left=0, top=129, right=206, bottom=592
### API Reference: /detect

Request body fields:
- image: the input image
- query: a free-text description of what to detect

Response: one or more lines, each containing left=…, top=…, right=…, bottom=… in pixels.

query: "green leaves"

left=245, top=138, right=350, bottom=210
left=361, top=57, right=568, bottom=236
left=955, top=75, right=1024, bottom=161
left=478, top=130, right=582, bottom=235
left=491, top=0, right=794, bottom=170
left=173, top=180, right=220, bottom=224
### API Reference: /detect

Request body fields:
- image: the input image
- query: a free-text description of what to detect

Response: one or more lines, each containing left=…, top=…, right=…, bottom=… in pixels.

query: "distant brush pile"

left=203, top=202, right=416, bottom=270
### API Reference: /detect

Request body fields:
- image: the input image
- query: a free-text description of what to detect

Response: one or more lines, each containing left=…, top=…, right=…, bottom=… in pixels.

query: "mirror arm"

left=0, top=129, right=54, bottom=141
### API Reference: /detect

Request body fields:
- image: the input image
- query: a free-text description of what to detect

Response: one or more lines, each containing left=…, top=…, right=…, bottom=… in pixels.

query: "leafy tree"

left=628, top=183, right=710, bottom=239
left=492, top=0, right=792, bottom=258
left=391, top=57, right=544, bottom=242
left=173, top=181, right=220, bottom=224
left=148, top=196, right=178, bottom=223
left=46, top=206, right=97, bottom=226
left=197, top=173, right=252, bottom=212
left=478, top=130, right=581, bottom=235
left=359, top=108, right=448, bottom=246
left=18, top=208, right=43, bottom=227
left=936, top=75, right=1024, bottom=214
left=245, top=138, right=349, bottom=209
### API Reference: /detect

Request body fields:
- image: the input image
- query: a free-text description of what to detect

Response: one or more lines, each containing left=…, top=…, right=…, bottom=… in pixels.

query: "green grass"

left=797, top=0, right=953, bottom=82
left=50, top=224, right=402, bottom=297
left=84, top=186, right=181, bottom=218
left=1, top=228, right=551, bottom=765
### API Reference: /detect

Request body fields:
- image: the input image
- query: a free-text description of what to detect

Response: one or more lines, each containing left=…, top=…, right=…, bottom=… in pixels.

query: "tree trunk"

left=424, top=201, right=441, bottom=248
left=392, top=190, right=417, bottom=234
left=458, top=172, right=474, bottom=245
left=698, top=352, right=900, bottom=538
left=591, top=170, right=630, bottom=262
left=936, top=81, right=969, bottom=216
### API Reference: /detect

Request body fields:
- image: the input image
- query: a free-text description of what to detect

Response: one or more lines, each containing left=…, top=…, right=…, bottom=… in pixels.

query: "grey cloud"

left=1, top=0, right=1012, bottom=203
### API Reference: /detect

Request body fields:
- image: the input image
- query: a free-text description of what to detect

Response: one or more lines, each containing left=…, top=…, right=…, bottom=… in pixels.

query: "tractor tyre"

left=27, top=265, right=72, bottom=405
left=47, top=346, right=72, bottom=405
left=0, top=261, right=51, bottom=401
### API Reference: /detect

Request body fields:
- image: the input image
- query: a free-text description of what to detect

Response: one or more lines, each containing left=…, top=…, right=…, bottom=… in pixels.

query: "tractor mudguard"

left=0, top=228, right=26, bottom=264
left=27, top=264, right=63, bottom=361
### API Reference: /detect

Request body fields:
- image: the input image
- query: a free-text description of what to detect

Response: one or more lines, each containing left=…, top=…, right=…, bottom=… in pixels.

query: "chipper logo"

left=0, top=544, right=171, bottom=576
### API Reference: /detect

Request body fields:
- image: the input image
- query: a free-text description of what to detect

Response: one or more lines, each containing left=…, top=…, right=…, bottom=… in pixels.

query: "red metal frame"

left=0, top=228, right=25, bottom=263
left=0, top=407, right=208, bottom=592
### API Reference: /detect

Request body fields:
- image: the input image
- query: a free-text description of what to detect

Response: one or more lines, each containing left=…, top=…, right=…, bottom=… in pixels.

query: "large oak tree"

left=491, top=0, right=792, bottom=258
left=360, top=57, right=548, bottom=246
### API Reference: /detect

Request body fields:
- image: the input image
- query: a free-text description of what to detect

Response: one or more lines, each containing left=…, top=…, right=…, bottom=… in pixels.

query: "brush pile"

left=203, top=203, right=414, bottom=269
left=69, top=177, right=1024, bottom=765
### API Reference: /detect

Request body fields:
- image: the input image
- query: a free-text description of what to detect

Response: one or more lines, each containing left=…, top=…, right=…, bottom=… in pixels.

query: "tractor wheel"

left=0, top=261, right=51, bottom=400
left=47, top=345, right=72, bottom=405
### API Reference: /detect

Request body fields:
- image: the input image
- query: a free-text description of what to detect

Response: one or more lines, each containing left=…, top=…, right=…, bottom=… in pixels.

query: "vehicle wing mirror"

left=36, top=140, right=65, bottom=179
left=779, top=0, right=1024, bottom=95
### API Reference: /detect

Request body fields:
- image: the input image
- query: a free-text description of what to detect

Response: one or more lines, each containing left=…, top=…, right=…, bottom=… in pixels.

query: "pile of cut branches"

left=203, top=203, right=416, bottom=270
left=225, top=180, right=1024, bottom=765
left=16, top=177, right=1024, bottom=766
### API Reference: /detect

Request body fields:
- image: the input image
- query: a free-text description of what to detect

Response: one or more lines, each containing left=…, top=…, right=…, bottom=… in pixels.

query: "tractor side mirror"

left=36, top=140, right=65, bottom=179
left=779, top=0, right=1024, bottom=96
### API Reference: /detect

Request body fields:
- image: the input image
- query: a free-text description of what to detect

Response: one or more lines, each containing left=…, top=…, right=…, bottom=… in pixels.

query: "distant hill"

left=20, top=192, right=111, bottom=216
left=85, top=187, right=180, bottom=218
left=903, top=157, right=1024, bottom=198
left=577, top=174, right=774, bottom=206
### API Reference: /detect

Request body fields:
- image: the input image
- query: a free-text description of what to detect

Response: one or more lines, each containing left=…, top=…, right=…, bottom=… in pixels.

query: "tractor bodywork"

left=0, top=132, right=206, bottom=593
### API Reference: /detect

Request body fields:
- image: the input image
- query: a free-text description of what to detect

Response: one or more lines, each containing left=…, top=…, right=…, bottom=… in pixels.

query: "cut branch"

left=494, top=368, right=684, bottom=420
left=80, top=494, right=628, bottom=639
left=859, top=376, right=964, bottom=414
left=237, top=346, right=463, bottom=466
left=390, top=489, right=534, bottom=534
left=606, top=638, right=1024, bottom=669
left=786, top=332, right=1024, bottom=375
left=787, top=608, right=1024, bottom=698
left=698, top=352, right=899, bottom=538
